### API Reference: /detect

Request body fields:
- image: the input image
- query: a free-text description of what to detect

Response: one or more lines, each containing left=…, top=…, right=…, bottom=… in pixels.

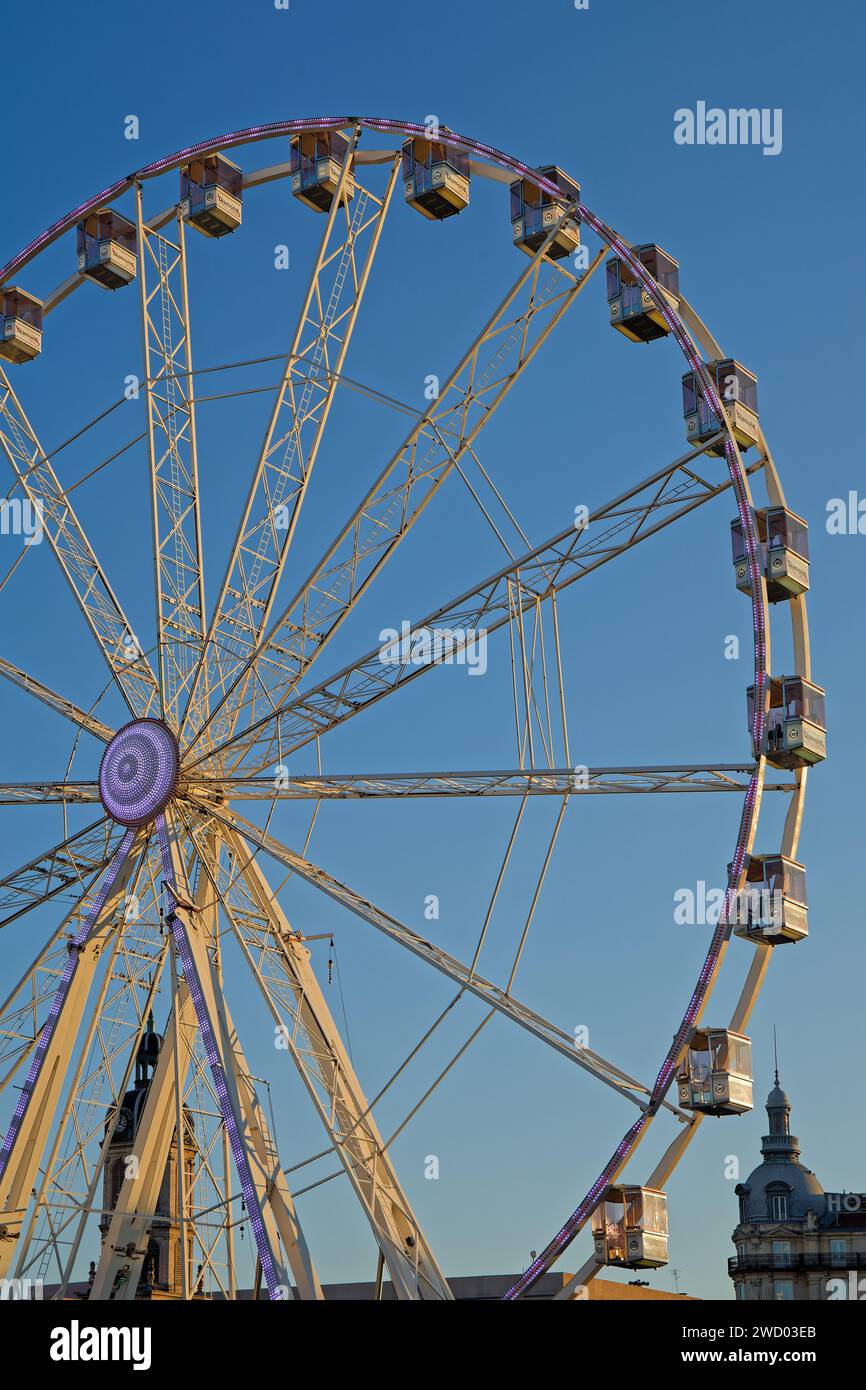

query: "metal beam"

left=155, top=811, right=290, bottom=1300
left=186, top=764, right=792, bottom=802
left=0, top=782, right=101, bottom=806
left=0, top=656, right=113, bottom=743
left=137, top=197, right=207, bottom=728
left=0, top=818, right=119, bottom=931
left=224, top=1000, right=323, bottom=1300
left=16, top=850, right=169, bottom=1289
left=0, top=367, right=160, bottom=719
left=0, top=828, right=140, bottom=1275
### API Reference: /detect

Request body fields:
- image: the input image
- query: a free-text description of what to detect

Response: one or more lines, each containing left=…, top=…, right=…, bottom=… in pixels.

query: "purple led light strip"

left=0, top=828, right=135, bottom=1185
left=155, top=816, right=285, bottom=1300
left=0, top=118, right=769, bottom=1299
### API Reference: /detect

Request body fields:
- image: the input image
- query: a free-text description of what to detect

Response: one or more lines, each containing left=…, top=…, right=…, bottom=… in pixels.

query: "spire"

left=773, top=1024, right=779, bottom=1086
left=761, top=1067, right=801, bottom=1162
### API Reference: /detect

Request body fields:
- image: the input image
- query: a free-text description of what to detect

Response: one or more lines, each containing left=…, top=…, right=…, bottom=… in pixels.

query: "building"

left=729, top=1071, right=866, bottom=1300
left=98, top=1014, right=196, bottom=1299
left=313, top=1274, right=694, bottom=1301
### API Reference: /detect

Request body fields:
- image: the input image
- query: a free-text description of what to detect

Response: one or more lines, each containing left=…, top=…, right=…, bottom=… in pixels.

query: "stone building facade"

left=730, top=1073, right=866, bottom=1300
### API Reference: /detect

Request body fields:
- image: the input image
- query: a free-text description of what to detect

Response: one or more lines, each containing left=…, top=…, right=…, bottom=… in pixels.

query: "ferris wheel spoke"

left=183, top=132, right=401, bottom=752
left=195, top=818, right=454, bottom=1298
left=185, top=817, right=444, bottom=1300
left=184, top=229, right=598, bottom=767
left=0, top=858, right=123, bottom=1093
left=0, top=368, right=160, bottom=719
left=195, top=438, right=756, bottom=779
left=136, top=196, right=207, bottom=730
left=14, top=841, right=170, bottom=1289
left=197, top=802, right=682, bottom=1119
left=0, top=816, right=122, bottom=931
left=44, top=831, right=262, bottom=1299
left=0, top=655, right=114, bottom=743
left=187, top=763, right=790, bottom=801
left=0, top=826, right=143, bottom=1278
left=0, top=781, right=101, bottom=806
left=155, top=808, right=313, bottom=1301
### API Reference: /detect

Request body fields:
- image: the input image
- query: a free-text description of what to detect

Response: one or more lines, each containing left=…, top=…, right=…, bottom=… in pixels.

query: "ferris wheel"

left=0, top=116, right=824, bottom=1302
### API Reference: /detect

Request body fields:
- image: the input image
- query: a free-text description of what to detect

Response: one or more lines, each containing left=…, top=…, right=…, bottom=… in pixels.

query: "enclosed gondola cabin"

left=76, top=209, right=137, bottom=290
left=682, top=359, right=759, bottom=455
left=731, top=508, right=810, bottom=602
left=289, top=130, right=354, bottom=213
left=0, top=287, right=43, bottom=364
left=401, top=138, right=470, bottom=221
left=591, top=1185, right=668, bottom=1269
left=731, top=853, right=808, bottom=945
left=606, top=244, right=680, bottom=343
left=510, top=166, right=580, bottom=261
left=677, top=1029, right=753, bottom=1115
left=747, top=676, right=826, bottom=769
left=181, top=154, right=243, bottom=238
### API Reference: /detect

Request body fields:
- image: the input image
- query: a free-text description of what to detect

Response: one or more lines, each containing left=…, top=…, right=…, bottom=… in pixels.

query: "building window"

left=772, top=1240, right=792, bottom=1269
left=774, top=1280, right=794, bottom=1301
left=770, top=1193, right=789, bottom=1221
left=830, top=1239, right=848, bottom=1268
left=735, top=1283, right=744, bottom=1301
left=109, top=1159, right=125, bottom=1208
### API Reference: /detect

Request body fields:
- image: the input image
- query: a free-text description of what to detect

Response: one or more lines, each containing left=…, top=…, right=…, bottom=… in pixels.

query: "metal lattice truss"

left=0, top=370, right=160, bottom=718
left=0, top=655, right=113, bottom=743
left=0, top=817, right=121, bottom=929
left=136, top=197, right=207, bottom=729
left=0, top=764, right=796, bottom=807
left=184, top=132, right=400, bottom=752
left=0, top=120, right=810, bottom=1301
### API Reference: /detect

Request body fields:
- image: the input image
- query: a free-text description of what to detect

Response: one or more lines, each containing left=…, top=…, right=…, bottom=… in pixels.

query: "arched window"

left=109, top=1159, right=125, bottom=1209
left=142, top=1240, right=160, bottom=1288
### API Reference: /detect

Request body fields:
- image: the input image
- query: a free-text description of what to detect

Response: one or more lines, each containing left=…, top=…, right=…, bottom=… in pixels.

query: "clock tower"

left=100, top=1012, right=195, bottom=1297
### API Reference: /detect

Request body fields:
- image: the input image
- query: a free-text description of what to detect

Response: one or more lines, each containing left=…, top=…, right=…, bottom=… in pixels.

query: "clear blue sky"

left=1, top=0, right=863, bottom=1300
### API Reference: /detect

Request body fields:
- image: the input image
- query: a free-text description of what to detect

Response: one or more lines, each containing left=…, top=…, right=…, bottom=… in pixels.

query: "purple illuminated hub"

left=99, top=719, right=179, bottom=827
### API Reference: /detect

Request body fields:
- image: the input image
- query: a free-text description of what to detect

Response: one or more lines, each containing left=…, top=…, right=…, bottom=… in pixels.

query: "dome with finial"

left=135, top=1009, right=162, bottom=1085
left=735, top=1070, right=825, bottom=1223
left=766, top=1058, right=791, bottom=1113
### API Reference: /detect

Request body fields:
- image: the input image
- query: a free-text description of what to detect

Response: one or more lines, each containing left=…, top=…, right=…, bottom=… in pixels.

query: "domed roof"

left=740, top=1157, right=825, bottom=1221
left=736, top=1070, right=826, bottom=1223
left=767, top=1081, right=791, bottom=1109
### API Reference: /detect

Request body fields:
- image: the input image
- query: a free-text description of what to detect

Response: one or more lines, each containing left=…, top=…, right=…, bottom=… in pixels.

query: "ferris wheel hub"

left=98, top=718, right=180, bottom=827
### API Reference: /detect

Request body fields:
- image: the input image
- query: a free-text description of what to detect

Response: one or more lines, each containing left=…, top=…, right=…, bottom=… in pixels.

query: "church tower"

left=99, top=1012, right=196, bottom=1298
